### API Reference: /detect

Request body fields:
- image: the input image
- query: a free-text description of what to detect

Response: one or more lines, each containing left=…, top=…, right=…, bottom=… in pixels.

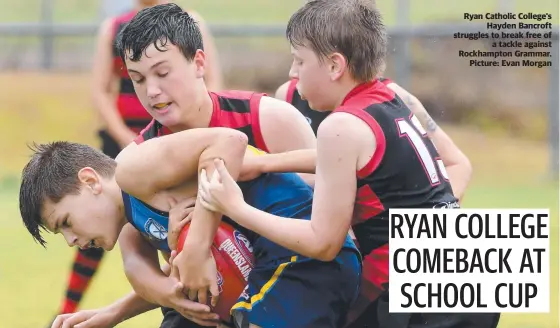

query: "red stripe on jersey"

left=116, top=94, right=151, bottom=120
left=351, top=110, right=386, bottom=178
left=286, top=79, right=298, bottom=103
left=354, top=184, right=384, bottom=224
left=360, top=244, right=389, bottom=299
left=249, top=93, right=269, bottom=153
left=134, top=134, right=145, bottom=144
left=209, top=92, right=221, bottom=127
left=75, top=252, right=103, bottom=270
left=345, top=244, right=389, bottom=323
left=209, top=92, right=252, bottom=129
left=135, top=120, right=156, bottom=144
left=113, top=57, right=128, bottom=78
left=333, top=106, right=386, bottom=178
left=341, top=80, right=395, bottom=107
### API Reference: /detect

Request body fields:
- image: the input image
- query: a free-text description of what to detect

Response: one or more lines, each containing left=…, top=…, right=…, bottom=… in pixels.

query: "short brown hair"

left=19, top=142, right=117, bottom=247
left=287, top=0, right=387, bottom=82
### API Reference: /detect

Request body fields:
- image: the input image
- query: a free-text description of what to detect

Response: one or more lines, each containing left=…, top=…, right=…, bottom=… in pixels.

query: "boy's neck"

left=334, top=78, right=363, bottom=108
left=108, top=177, right=128, bottom=229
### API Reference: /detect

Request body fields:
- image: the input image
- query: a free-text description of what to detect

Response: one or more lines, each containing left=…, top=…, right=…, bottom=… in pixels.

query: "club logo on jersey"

left=144, top=218, right=167, bottom=241
left=239, top=285, right=250, bottom=301
left=216, top=270, right=224, bottom=293
left=433, top=201, right=460, bottom=209
left=234, top=230, right=253, bottom=259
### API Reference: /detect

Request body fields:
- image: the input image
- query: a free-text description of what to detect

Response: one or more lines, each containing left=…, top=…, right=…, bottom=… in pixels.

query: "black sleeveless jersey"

left=335, top=80, right=458, bottom=304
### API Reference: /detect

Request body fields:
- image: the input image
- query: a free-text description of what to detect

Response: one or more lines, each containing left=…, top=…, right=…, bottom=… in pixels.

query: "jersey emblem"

left=433, top=201, right=460, bottom=209
left=144, top=218, right=168, bottom=240
left=234, top=230, right=254, bottom=258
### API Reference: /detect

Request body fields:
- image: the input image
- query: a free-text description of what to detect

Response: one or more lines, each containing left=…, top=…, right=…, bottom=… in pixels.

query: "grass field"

left=0, top=1, right=558, bottom=327
left=0, top=72, right=558, bottom=327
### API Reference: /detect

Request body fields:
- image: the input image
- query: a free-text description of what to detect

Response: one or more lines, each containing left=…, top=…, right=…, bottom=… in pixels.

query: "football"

left=177, top=221, right=255, bottom=321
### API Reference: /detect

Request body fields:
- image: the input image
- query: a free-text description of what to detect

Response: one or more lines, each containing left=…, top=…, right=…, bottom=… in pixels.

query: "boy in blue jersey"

left=19, top=127, right=361, bottom=328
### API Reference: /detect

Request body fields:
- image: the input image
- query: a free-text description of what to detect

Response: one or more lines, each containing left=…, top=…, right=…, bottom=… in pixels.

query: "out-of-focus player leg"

left=59, top=247, right=105, bottom=314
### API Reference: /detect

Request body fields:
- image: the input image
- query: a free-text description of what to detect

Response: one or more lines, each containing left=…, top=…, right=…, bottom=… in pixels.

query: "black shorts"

left=160, top=307, right=233, bottom=328
left=347, top=290, right=501, bottom=328
left=98, top=130, right=122, bottom=159
left=98, top=119, right=152, bottom=159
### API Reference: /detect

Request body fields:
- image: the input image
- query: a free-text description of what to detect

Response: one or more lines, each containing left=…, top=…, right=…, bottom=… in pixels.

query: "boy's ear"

left=77, top=167, right=103, bottom=195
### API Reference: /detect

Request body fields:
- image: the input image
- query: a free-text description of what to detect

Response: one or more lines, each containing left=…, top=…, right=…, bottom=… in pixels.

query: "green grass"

left=0, top=0, right=557, bottom=24
left=0, top=97, right=558, bottom=328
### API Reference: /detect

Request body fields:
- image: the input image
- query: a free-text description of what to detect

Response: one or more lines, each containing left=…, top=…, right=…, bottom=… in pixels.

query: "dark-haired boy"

left=113, top=2, right=322, bottom=327
left=20, top=130, right=360, bottom=328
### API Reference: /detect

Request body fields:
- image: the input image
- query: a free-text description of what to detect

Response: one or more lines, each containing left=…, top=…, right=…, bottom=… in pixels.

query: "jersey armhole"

left=336, top=107, right=387, bottom=179
left=134, top=119, right=155, bottom=144
left=286, top=79, right=298, bottom=103
left=121, top=192, right=134, bottom=224
left=249, top=93, right=270, bottom=153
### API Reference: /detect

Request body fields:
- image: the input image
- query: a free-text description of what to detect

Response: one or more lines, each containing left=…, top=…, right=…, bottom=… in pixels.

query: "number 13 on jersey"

left=396, top=115, right=449, bottom=185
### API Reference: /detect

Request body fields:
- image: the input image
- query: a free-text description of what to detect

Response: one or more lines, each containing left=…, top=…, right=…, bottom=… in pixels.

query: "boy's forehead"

left=124, top=44, right=180, bottom=72
left=40, top=200, right=58, bottom=231
left=125, top=43, right=176, bottom=62
left=291, top=44, right=314, bottom=57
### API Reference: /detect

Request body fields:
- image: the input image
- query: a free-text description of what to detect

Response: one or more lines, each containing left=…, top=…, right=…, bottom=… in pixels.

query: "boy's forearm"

left=106, top=291, right=159, bottom=324
left=182, top=198, right=222, bottom=250
left=261, top=149, right=317, bottom=174
left=404, top=96, right=472, bottom=200
left=182, top=132, right=248, bottom=250
left=123, top=254, right=174, bottom=306
left=119, top=226, right=172, bottom=306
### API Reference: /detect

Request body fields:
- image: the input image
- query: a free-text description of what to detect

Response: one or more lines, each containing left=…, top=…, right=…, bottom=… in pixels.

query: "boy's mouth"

left=153, top=102, right=172, bottom=111
left=79, top=239, right=97, bottom=250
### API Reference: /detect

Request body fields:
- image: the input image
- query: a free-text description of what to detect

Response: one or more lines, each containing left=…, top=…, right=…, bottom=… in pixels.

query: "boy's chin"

left=102, top=238, right=117, bottom=251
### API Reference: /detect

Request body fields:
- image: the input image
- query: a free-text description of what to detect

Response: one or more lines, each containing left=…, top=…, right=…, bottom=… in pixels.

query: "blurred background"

left=0, top=0, right=558, bottom=327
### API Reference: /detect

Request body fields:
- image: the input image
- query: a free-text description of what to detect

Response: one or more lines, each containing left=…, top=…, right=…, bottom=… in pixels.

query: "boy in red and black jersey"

left=108, top=3, right=320, bottom=328
left=198, top=1, right=499, bottom=328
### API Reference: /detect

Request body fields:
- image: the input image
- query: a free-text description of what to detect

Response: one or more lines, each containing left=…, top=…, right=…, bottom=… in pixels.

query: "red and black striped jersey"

left=111, top=10, right=152, bottom=123
left=134, top=91, right=269, bottom=152
left=335, top=80, right=458, bottom=303
left=285, top=78, right=393, bottom=136
left=132, top=91, right=268, bottom=245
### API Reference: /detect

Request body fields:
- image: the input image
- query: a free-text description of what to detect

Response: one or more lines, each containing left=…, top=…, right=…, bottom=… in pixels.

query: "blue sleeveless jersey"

left=122, top=192, right=172, bottom=253
left=122, top=172, right=358, bottom=258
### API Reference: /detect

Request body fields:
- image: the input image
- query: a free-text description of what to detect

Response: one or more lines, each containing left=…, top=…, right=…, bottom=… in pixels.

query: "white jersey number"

left=396, top=116, right=449, bottom=185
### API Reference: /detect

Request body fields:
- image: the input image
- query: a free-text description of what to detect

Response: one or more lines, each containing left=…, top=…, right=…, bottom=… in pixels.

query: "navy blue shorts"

left=231, top=249, right=361, bottom=328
